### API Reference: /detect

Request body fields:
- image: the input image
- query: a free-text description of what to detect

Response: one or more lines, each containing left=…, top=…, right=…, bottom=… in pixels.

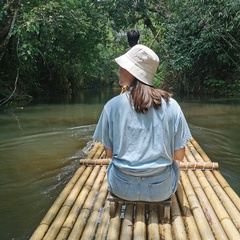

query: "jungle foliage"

left=0, top=0, right=240, bottom=105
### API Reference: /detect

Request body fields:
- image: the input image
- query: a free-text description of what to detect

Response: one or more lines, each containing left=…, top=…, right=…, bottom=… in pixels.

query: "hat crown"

left=126, top=45, right=159, bottom=76
left=115, top=44, right=159, bottom=86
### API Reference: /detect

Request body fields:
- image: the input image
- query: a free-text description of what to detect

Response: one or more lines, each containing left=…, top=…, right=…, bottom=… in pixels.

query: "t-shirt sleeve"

left=174, top=108, right=193, bottom=150
left=93, top=108, right=113, bottom=150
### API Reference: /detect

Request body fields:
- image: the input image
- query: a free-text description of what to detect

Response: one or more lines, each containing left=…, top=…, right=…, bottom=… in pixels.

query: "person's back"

left=93, top=44, right=192, bottom=201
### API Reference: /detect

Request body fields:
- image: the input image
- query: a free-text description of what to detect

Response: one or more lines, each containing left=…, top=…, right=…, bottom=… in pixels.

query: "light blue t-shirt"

left=93, top=92, right=192, bottom=175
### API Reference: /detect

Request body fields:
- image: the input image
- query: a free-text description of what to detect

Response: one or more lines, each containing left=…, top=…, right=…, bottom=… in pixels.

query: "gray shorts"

left=107, top=161, right=179, bottom=202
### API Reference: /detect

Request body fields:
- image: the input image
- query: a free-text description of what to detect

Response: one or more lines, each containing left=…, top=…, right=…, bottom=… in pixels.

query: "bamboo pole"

left=187, top=145, right=205, bottom=163
left=56, top=166, right=103, bottom=239
left=68, top=166, right=106, bottom=239
left=95, top=200, right=110, bottom=240
left=29, top=225, right=49, bottom=240
left=120, top=204, right=134, bottom=240
left=190, top=138, right=240, bottom=211
left=80, top=158, right=219, bottom=170
left=190, top=139, right=212, bottom=163
left=93, top=143, right=105, bottom=159
left=171, top=194, right=187, bottom=240
left=80, top=158, right=111, bottom=165
left=60, top=183, right=91, bottom=229
left=188, top=170, right=229, bottom=240
left=87, top=141, right=101, bottom=159
left=213, top=170, right=240, bottom=211
left=176, top=182, right=201, bottom=240
left=188, top=140, right=234, bottom=239
left=160, top=223, right=172, bottom=240
left=134, top=203, right=146, bottom=240
left=195, top=170, right=240, bottom=239
left=107, top=203, right=123, bottom=240
left=176, top=182, right=190, bottom=216
left=180, top=171, right=215, bottom=240
left=147, top=204, right=160, bottom=240
left=64, top=166, right=94, bottom=207
left=81, top=175, right=109, bottom=239
left=55, top=226, right=71, bottom=239
left=180, top=161, right=218, bottom=170
left=204, top=170, right=240, bottom=230
left=43, top=205, right=71, bottom=240
left=185, top=144, right=196, bottom=163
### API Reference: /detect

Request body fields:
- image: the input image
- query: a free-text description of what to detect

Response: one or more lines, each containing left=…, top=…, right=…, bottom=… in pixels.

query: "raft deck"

left=30, top=139, right=240, bottom=240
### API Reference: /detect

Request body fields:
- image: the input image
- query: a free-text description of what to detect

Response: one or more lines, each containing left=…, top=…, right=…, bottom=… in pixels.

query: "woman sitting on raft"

left=93, top=44, right=192, bottom=201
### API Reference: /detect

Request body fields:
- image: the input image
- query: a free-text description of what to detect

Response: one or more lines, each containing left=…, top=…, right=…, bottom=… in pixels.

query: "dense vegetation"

left=1, top=0, right=240, bottom=105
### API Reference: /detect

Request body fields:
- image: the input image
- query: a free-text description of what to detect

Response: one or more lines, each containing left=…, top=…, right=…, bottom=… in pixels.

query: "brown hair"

left=129, top=79, right=172, bottom=114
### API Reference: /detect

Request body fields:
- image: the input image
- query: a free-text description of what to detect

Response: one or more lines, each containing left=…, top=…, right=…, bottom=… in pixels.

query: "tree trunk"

left=0, top=0, right=20, bottom=61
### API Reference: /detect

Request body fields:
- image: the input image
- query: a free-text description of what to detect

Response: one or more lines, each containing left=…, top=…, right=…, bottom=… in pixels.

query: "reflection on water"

left=0, top=89, right=240, bottom=239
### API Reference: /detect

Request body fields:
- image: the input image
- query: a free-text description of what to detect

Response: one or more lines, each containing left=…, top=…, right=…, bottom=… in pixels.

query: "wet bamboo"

left=204, top=170, right=240, bottom=230
left=176, top=182, right=201, bottom=240
left=147, top=204, right=160, bottom=240
left=55, top=227, right=69, bottom=240
left=171, top=194, right=187, bottom=240
left=64, top=166, right=94, bottom=207
left=82, top=210, right=101, bottom=239
left=56, top=166, right=103, bottom=238
left=92, top=172, right=108, bottom=211
left=61, top=184, right=91, bottom=229
left=180, top=171, right=215, bottom=240
left=213, top=170, right=240, bottom=211
left=188, top=170, right=228, bottom=240
left=81, top=175, right=109, bottom=239
left=54, top=185, right=92, bottom=239
left=160, top=223, right=172, bottom=240
left=43, top=205, right=71, bottom=240
left=68, top=208, right=90, bottom=240
left=68, top=166, right=106, bottom=239
left=119, top=204, right=134, bottom=240
left=29, top=166, right=86, bottom=240
left=29, top=225, right=49, bottom=240
left=107, top=203, right=123, bottom=240
left=95, top=200, right=110, bottom=240
left=195, top=170, right=240, bottom=239
left=134, top=203, right=146, bottom=240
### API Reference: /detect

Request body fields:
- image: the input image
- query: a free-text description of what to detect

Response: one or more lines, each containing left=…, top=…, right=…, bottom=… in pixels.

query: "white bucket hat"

left=115, top=44, right=159, bottom=86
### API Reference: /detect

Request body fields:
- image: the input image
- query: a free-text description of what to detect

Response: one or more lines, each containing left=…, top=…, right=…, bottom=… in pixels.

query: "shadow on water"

left=0, top=89, right=239, bottom=239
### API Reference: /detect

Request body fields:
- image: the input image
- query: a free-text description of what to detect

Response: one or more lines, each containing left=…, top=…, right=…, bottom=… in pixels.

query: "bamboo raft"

left=30, top=138, right=240, bottom=240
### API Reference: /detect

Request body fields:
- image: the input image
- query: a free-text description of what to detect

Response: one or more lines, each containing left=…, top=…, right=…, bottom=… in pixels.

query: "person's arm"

left=174, top=147, right=185, bottom=166
left=105, top=147, right=113, bottom=158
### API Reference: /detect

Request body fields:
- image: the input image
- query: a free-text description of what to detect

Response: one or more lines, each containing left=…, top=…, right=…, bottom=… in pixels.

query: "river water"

left=0, top=88, right=240, bottom=239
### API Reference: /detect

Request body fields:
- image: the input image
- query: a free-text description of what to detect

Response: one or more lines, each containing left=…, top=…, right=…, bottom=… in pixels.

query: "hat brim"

left=115, top=55, right=155, bottom=87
